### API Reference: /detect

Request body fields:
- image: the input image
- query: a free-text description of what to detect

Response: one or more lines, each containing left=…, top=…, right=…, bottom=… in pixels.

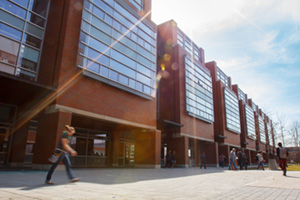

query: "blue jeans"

left=229, top=158, right=237, bottom=170
left=220, top=160, right=224, bottom=167
left=46, top=153, right=75, bottom=181
left=257, top=161, right=264, bottom=170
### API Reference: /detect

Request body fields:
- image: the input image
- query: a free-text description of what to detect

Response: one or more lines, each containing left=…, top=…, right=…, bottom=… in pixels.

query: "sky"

left=151, top=0, right=300, bottom=127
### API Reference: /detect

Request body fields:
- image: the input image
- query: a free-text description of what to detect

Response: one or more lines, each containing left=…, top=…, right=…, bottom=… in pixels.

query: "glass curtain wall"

left=0, top=0, right=50, bottom=81
left=245, top=105, right=256, bottom=139
left=258, top=116, right=266, bottom=143
left=77, top=0, right=157, bottom=99
left=185, top=56, right=214, bottom=123
left=224, top=88, right=241, bottom=134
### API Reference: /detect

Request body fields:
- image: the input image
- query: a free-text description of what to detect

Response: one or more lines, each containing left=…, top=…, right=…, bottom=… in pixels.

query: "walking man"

left=45, top=125, right=80, bottom=184
left=277, top=142, right=289, bottom=176
left=229, top=148, right=237, bottom=170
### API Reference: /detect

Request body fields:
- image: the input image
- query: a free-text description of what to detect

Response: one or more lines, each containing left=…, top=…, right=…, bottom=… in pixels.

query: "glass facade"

left=238, top=88, right=246, bottom=102
left=77, top=0, right=157, bottom=98
left=0, top=0, right=50, bottom=81
left=224, top=88, right=241, bottom=133
left=252, top=102, right=258, bottom=112
left=267, top=122, right=274, bottom=146
left=217, top=67, right=229, bottom=87
left=185, top=56, right=214, bottom=123
left=128, top=0, right=143, bottom=11
left=258, top=116, right=266, bottom=143
left=245, top=104, right=256, bottom=139
left=177, top=28, right=202, bottom=63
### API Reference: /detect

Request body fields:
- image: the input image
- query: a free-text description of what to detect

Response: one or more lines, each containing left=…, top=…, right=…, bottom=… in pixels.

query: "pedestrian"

left=171, top=151, right=176, bottom=168
left=276, top=142, right=289, bottom=176
left=229, top=148, right=237, bottom=170
left=165, top=150, right=172, bottom=168
left=242, top=151, right=248, bottom=170
left=219, top=153, right=225, bottom=168
left=45, top=125, right=80, bottom=185
left=200, top=152, right=206, bottom=169
left=256, top=151, right=265, bottom=170
left=237, top=149, right=244, bottom=170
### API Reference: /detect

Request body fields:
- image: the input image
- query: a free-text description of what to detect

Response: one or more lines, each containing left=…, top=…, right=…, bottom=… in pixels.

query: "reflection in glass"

left=0, top=10, right=25, bottom=30
left=29, top=0, right=50, bottom=17
left=16, top=68, right=36, bottom=80
left=25, top=22, right=44, bottom=38
left=0, top=36, right=20, bottom=65
left=19, top=45, right=39, bottom=70
left=1, top=0, right=27, bottom=18
left=23, top=33, right=42, bottom=48
left=0, top=22, right=22, bottom=41
left=27, top=12, right=45, bottom=28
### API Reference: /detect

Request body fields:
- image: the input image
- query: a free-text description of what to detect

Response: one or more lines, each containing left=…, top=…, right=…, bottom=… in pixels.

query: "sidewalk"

left=1, top=167, right=300, bottom=200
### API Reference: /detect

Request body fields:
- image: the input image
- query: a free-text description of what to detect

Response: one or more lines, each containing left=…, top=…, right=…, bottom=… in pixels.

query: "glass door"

left=118, top=142, right=135, bottom=166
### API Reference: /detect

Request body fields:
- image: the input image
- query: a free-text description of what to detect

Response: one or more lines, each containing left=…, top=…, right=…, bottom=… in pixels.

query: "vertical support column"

left=219, top=145, right=230, bottom=165
left=110, top=131, right=120, bottom=167
left=8, top=121, right=29, bottom=167
left=135, top=129, right=161, bottom=168
left=32, top=109, right=72, bottom=170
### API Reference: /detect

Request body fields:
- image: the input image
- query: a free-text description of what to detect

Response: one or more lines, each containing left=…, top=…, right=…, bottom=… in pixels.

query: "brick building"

left=0, top=0, right=160, bottom=169
left=157, top=20, right=217, bottom=167
left=0, top=0, right=277, bottom=170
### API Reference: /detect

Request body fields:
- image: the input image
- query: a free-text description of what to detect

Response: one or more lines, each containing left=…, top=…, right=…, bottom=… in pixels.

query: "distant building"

left=157, top=20, right=216, bottom=167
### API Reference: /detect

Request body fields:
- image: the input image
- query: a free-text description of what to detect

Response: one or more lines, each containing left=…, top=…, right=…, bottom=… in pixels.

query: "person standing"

left=45, top=125, right=80, bottom=184
left=219, top=153, right=225, bottom=168
left=171, top=151, right=176, bottom=168
left=242, top=150, right=248, bottom=170
left=200, top=152, right=206, bottom=169
left=237, top=149, right=244, bottom=170
left=165, top=150, right=172, bottom=168
left=276, top=142, right=289, bottom=176
left=256, top=151, right=265, bottom=170
left=228, top=148, right=237, bottom=170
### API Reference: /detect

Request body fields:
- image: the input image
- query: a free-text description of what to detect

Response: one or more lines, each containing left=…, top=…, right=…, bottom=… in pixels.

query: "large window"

left=177, top=28, right=204, bottom=63
left=238, top=88, right=246, bottom=102
left=258, top=116, right=266, bottom=143
left=177, top=29, right=202, bottom=63
left=267, top=122, right=274, bottom=146
left=185, top=56, right=214, bottom=123
left=77, top=0, right=157, bottom=99
left=224, top=88, right=241, bottom=134
left=0, top=0, right=50, bottom=81
left=129, top=0, right=143, bottom=11
left=245, top=105, right=256, bottom=139
left=217, top=67, right=229, bottom=87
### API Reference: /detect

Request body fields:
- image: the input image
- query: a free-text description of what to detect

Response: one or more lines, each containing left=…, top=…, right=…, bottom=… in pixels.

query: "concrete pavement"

left=1, top=167, right=300, bottom=200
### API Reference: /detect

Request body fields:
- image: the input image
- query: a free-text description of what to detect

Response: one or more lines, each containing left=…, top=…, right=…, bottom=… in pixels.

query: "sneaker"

left=45, top=181, right=55, bottom=185
left=71, top=178, right=81, bottom=182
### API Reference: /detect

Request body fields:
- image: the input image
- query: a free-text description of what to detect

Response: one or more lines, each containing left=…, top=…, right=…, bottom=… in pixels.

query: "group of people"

left=228, top=148, right=249, bottom=170
left=227, top=142, right=289, bottom=176
left=46, top=125, right=290, bottom=185
left=165, top=150, right=176, bottom=168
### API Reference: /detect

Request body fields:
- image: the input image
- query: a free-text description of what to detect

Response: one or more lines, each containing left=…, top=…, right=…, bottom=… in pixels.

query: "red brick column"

left=135, top=129, right=161, bottom=168
left=32, top=110, right=72, bottom=168
left=110, top=131, right=120, bottom=167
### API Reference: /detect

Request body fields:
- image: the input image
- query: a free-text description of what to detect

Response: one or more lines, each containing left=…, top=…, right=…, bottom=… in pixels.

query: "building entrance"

left=118, top=142, right=135, bottom=166
left=118, top=131, right=135, bottom=167
left=69, top=128, right=109, bottom=167
left=0, top=103, right=16, bottom=166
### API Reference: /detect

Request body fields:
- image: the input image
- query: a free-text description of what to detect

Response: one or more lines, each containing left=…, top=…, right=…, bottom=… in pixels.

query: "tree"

left=275, top=113, right=287, bottom=146
left=289, top=121, right=300, bottom=147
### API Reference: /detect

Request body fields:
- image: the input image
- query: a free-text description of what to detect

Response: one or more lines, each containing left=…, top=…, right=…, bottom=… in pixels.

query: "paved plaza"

left=1, top=167, right=300, bottom=200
